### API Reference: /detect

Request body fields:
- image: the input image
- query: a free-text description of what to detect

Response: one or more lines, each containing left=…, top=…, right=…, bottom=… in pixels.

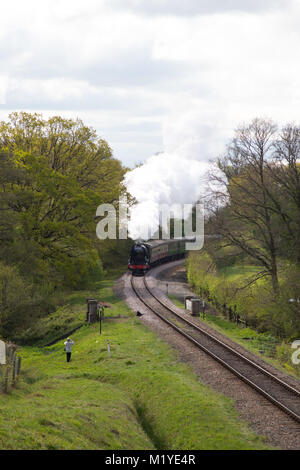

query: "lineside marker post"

left=16, top=357, right=21, bottom=381
left=4, top=366, right=9, bottom=393
left=99, top=306, right=105, bottom=335
left=12, top=353, right=16, bottom=386
left=106, top=340, right=111, bottom=358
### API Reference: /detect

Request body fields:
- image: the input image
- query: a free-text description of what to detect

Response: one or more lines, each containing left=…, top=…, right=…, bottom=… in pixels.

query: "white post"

left=106, top=340, right=111, bottom=358
left=0, top=340, right=6, bottom=365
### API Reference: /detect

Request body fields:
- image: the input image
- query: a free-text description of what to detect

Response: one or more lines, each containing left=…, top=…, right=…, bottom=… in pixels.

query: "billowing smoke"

left=124, top=109, right=228, bottom=240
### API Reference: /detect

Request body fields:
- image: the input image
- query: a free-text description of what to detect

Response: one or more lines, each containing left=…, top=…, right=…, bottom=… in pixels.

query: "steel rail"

left=131, top=272, right=300, bottom=424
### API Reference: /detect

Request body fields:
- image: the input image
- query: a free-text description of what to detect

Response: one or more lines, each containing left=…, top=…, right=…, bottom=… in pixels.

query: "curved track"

left=131, top=272, right=300, bottom=424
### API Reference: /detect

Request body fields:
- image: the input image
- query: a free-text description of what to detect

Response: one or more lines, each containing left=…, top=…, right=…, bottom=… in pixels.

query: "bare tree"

left=267, top=124, right=300, bottom=261
left=208, top=118, right=281, bottom=295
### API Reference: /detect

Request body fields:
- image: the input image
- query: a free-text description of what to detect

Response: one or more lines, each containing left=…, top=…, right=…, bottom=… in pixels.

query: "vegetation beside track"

left=176, top=254, right=300, bottom=378
left=0, top=112, right=133, bottom=343
left=13, top=273, right=127, bottom=346
left=0, top=277, right=271, bottom=450
left=168, top=293, right=298, bottom=378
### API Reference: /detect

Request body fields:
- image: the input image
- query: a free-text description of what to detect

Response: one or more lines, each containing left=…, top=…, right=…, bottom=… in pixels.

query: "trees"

left=0, top=111, right=131, bottom=339
left=268, top=124, right=300, bottom=262
left=0, top=112, right=127, bottom=287
left=208, top=118, right=300, bottom=297
left=186, top=117, right=300, bottom=338
left=209, top=119, right=280, bottom=294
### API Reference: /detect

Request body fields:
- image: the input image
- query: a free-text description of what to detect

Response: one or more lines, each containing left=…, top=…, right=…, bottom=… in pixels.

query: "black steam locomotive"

left=128, top=239, right=187, bottom=276
left=128, top=243, right=150, bottom=276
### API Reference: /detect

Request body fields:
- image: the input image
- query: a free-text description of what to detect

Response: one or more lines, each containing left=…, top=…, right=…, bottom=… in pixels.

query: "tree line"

left=190, top=118, right=300, bottom=338
left=0, top=112, right=129, bottom=339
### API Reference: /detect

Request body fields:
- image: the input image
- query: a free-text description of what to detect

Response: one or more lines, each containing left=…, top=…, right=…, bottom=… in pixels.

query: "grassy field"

left=0, top=278, right=272, bottom=450
left=218, top=265, right=262, bottom=282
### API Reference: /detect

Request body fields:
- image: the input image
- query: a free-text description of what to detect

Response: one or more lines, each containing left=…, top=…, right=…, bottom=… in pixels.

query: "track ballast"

left=131, top=272, right=300, bottom=424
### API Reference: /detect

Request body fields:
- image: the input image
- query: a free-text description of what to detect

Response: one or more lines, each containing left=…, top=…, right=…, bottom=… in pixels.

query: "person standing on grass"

left=64, top=337, right=74, bottom=362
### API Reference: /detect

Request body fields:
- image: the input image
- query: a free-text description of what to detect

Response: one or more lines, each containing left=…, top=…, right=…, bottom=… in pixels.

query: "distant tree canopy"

left=0, top=112, right=128, bottom=336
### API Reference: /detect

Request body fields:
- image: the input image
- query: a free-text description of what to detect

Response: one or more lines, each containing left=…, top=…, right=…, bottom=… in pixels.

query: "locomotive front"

left=128, top=243, right=149, bottom=276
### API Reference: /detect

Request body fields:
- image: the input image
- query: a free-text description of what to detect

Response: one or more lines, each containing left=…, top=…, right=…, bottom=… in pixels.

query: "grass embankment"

left=169, top=293, right=286, bottom=370
left=180, top=259, right=300, bottom=378
left=0, top=278, right=271, bottom=450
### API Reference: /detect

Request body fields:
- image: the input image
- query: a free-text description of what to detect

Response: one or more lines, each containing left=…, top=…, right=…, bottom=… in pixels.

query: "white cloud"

left=0, top=0, right=299, bottom=168
left=0, top=76, right=9, bottom=105
left=105, top=0, right=288, bottom=16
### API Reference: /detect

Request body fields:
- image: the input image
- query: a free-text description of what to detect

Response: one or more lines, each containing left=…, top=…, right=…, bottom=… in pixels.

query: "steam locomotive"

left=128, top=239, right=187, bottom=276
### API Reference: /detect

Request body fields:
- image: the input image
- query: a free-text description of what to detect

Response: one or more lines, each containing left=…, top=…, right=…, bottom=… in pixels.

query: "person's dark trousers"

left=66, top=352, right=71, bottom=362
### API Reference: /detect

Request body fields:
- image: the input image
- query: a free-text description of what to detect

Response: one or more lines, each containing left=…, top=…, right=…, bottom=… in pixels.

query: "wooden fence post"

left=12, top=354, right=16, bottom=386
left=4, top=366, right=9, bottom=393
left=16, top=357, right=21, bottom=381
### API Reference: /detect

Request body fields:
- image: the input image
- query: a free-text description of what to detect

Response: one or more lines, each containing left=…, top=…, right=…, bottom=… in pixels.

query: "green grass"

left=168, top=294, right=186, bottom=309
left=0, top=280, right=272, bottom=450
left=219, top=265, right=262, bottom=282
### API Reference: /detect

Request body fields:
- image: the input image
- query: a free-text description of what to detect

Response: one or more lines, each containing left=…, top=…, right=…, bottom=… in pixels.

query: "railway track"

left=131, top=272, right=300, bottom=424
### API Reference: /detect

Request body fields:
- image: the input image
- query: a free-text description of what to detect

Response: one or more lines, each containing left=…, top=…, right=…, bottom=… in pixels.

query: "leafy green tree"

left=0, top=112, right=126, bottom=287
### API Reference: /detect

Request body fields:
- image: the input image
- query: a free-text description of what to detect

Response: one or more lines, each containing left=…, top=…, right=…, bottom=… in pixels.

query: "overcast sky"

left=0, top=0, right=299, bottom=167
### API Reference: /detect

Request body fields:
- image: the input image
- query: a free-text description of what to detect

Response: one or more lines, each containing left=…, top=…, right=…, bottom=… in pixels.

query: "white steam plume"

left=124, top=109, right=228, bottom=240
